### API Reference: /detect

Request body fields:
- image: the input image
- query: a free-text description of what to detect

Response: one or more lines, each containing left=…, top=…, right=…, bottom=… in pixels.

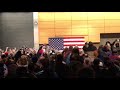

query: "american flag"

left=48, top=37, right=85, bottom=50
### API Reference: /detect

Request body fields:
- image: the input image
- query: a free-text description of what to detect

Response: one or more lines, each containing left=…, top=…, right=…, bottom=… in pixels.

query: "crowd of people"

left=0, top=39, right=120, bottom=78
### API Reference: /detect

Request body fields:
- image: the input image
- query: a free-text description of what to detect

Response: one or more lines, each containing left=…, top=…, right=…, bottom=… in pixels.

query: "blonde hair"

left=17, top=55, right=28, bottom=66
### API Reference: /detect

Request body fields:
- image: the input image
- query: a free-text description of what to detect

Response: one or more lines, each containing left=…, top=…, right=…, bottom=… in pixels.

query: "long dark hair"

left=36, top=46, right=43, bottom=58
left=14, top=50, right=22, bottom=62
left=72, top=48, right=79, bottom=55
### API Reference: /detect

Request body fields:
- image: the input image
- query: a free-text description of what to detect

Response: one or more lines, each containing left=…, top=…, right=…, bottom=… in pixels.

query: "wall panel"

left=38, top=12, right=120, bottom=44
left=55, top=29, right=72, bottom=36
left=72, top=21, right=88, bottom=28
left=39, top=29, right=55, bottom=37
left=88, top=20, right=104, bottom=28
left=38, top=12, right=54, bottom=21
left=55, top=21, right=71, bottom=29
left=72, top=12, right=87, bottom=20
left=72, top=28, right=88, bottom=35
left=0, top=12, right=34, bottom=49
left=39, top=21, right=54, bottom=29
left=55, top=12, right=71, bottom=20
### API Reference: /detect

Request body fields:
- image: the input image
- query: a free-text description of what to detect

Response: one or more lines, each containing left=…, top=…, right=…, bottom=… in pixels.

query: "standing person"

left=0, top=62, right=8, bottom=78
left=109, top=50, right=119, bottom=61
left=83, top=42, right=89, bottom=53
left=43, top=44, right=50, bottom=54
left=11, top=47, right=17, bottom=56
left=112, top=39, right=120, bottom=53
left=55, top=54, right=67, bottom=79
left=6, top=61, right=18, bottom=78
left=62, top=47, right=69, bottom=61
left=0, top=49, right=2, bottom=57
left=16, top=55, right=35, bottom=78
left=65, top=46, right=73, bottom=65
left=42, top=44, right=46, bottom=54
left=97, top=45, right=108, bottom=61
left=109, top=39, right=120, bottom=52
left=86, top=42, right=98, bottom=62
left=37, top=45, right=44, bottom=58
left=88, top=42, right=97, bottom=51
left=0, top=63, right=5, bottom=78
left=105, top=41, right=111, bottom=51
left=14, top=50, right=22, bottom=62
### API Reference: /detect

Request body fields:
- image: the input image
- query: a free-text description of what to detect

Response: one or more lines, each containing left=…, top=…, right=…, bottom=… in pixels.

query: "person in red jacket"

left=37, top=45, right=44, bottom=58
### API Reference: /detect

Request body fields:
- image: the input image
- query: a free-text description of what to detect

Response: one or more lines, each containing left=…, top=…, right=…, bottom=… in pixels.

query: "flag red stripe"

left=64, top=44, right=85, bottom=46
left=64, top=42, right=85, bottom=44
left=63, top=39, right=85, bottom=41
left=64, top=41, right=85, bottom=42
left=64, top=46, right=83, bottom=48
left=63, top=37, right=85, bottom=49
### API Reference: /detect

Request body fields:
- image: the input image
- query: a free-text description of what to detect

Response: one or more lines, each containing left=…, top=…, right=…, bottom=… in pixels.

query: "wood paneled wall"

left=38, top=12, right=120, bottom=44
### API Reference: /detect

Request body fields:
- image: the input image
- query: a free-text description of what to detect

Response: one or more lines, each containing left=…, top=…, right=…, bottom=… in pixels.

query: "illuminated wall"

left=38, top=12, right=120, bottom=44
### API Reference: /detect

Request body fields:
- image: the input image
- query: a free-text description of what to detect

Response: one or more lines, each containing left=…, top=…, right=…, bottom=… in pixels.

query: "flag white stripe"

left=63, top=39, right=85, bottom=41
left=64, top=42, right=85, bottom=45
left=64, top=46, right=83, bottom=48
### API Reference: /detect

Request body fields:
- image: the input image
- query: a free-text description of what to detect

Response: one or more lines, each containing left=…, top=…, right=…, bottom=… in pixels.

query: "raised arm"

left=112, top=39, right=119, bottom=47
left=5, top=47, right=9, bottom=52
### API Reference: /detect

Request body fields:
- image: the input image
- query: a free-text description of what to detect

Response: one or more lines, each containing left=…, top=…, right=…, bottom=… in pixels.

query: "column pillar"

left=33, top=12, right=39, bottom=51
